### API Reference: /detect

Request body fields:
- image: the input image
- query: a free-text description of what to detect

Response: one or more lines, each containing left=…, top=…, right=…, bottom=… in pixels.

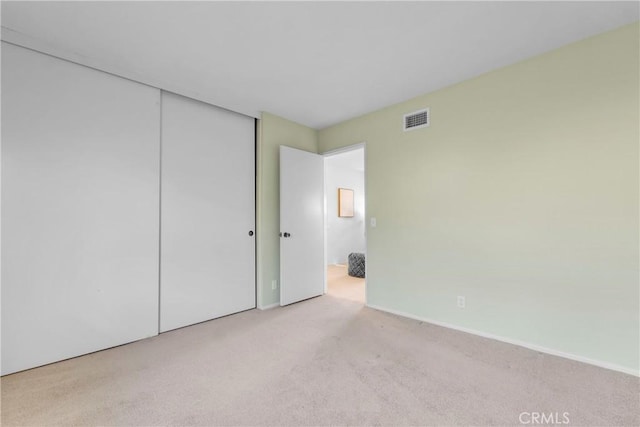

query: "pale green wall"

left=318, top=23, right=639, bottom=372
left=257, top=112, right=318, bottom=307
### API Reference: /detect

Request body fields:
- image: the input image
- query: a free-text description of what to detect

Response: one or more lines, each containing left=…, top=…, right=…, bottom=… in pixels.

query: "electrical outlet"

left=457, top=296, right=465, bottom=309
left=370, top=217, right=377, bottom=228
left=271, top=280, right=278, bottom=290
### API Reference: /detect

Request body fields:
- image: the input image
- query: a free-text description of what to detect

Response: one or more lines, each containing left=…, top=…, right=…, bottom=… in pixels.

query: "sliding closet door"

left=160, top=92, right=255, bottom=332
left=1, top=43, right=160, bottom=375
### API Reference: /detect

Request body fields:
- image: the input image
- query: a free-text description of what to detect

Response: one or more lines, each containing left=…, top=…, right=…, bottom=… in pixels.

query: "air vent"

left=403, top=108, right=430, bottom=131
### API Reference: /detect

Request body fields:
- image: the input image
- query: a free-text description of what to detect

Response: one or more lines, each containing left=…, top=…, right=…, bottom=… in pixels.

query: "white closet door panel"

left=160, top=92, right=255, bottom=333
left=1, top=43, right=160, bottom=375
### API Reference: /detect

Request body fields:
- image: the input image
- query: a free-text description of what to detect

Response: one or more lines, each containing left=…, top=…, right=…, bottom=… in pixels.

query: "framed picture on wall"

left=338, top=188, right=354, bottom=217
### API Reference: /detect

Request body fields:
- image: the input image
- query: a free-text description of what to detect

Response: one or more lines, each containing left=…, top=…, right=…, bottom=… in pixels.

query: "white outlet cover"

left=370, top=217, right=377, bottom=228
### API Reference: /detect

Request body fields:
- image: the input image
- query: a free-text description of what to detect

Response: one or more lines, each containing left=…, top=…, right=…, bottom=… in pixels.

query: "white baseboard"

left=257, top=302, right=280, bottom=310
left=366, top=303, right=639, bottom=377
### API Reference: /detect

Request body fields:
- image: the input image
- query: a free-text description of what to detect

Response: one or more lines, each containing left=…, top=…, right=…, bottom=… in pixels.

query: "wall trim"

left=366, top=303, right=639, bottom=377
left=257, top=302, right=280, bottom=310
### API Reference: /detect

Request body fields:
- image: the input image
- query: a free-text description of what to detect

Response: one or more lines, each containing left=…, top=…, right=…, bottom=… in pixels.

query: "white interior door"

left=280, top=146, right=325, bottom=306
left=160, top=92, right=255, bottom=333
left=1, top=43, right=160, bottom=375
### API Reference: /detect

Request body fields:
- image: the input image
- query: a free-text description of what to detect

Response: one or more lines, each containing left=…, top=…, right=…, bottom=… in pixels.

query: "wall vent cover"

left=403, top=108, right=430, bottom=131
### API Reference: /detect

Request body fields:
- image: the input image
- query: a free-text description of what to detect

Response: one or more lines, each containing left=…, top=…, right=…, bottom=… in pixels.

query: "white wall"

left=325, top=152, right=365, bottom=265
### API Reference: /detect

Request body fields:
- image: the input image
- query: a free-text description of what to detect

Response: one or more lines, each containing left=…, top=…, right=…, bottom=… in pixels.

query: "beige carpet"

left=327, top=264, right=365, bottom=303
left=1, top=295, right=638, bottom=426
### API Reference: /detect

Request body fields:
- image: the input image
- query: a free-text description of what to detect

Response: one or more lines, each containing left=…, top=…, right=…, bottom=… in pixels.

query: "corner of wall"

left=255, top=112, right=319, bottom=308
left=315, top=23, right=640, bottom=372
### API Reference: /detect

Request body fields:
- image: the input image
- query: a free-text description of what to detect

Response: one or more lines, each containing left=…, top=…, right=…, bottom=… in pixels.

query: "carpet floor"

left=1, top=294, right=638, bottom=426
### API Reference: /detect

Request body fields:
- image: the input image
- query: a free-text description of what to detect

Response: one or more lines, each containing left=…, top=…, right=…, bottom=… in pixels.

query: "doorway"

left=323, top=145, right=366, bottom=304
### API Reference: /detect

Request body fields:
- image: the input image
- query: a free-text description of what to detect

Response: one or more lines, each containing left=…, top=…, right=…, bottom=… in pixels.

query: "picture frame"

left=338, top=188, right=354, bottom=217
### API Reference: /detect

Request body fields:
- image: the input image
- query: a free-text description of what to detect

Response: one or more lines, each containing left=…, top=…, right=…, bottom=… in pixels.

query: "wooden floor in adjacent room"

left=326, top=264, right=365, bottom=303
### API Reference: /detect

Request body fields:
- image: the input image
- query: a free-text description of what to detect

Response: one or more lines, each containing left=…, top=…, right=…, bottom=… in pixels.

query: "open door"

left=279, top=146, right=325, bottom=306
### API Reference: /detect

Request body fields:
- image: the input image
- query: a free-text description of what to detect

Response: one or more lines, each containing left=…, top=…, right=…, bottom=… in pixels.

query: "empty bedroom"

left=1, top=1, right=638, bottom=426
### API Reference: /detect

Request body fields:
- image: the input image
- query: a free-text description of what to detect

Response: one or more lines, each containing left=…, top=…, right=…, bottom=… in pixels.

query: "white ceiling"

left=2, top=1, right=638, bottom=129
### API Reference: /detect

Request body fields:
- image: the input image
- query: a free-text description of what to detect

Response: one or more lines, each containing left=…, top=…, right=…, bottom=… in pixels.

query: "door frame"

left=321, top=142, right=367, bottom=304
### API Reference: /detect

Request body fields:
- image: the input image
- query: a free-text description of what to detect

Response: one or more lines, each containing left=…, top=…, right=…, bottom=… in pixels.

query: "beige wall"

left=318, top=23, right=639, bottom=372
left=256, top=112, right=318, bottom=307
